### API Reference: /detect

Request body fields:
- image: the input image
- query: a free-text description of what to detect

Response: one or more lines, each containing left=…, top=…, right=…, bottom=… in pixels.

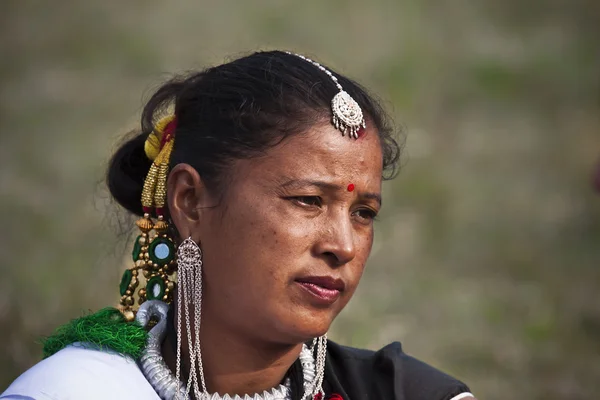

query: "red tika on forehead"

left=347, top=183, right=355, bottom=192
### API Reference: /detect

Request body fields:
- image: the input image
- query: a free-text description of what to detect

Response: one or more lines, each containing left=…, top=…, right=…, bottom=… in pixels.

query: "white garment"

left=2, top=344, right=475, bottom=400
left=1, top=344, right=160, bottom=400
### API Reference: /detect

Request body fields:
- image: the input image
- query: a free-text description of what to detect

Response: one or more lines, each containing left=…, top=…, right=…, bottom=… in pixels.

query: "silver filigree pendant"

left=177, top=237, right=202, bottom=268
left=331, top=90, right=366, bottom=139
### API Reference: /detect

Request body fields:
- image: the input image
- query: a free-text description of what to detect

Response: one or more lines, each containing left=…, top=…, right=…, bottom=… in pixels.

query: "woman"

left=2, top=51, right=474, bottom=400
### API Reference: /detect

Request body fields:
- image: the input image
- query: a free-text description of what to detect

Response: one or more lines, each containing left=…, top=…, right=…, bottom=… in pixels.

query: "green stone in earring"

left=119, top=269, right=133, bottom=296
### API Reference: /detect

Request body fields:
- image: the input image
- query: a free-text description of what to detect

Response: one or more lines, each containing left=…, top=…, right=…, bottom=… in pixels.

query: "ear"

left=166, top=163, right=210, bottom=240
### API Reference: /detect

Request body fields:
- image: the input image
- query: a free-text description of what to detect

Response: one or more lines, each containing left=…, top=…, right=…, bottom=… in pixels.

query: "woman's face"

left=183, top=122, right=383, bottom=344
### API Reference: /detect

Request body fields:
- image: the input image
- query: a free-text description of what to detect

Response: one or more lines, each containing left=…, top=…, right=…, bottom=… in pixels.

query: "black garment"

left=319, top=341, right=470, bottom=400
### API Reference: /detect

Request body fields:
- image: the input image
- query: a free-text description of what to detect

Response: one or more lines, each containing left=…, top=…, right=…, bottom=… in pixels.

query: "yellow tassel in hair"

left=144, top=115, right=176, bottom=161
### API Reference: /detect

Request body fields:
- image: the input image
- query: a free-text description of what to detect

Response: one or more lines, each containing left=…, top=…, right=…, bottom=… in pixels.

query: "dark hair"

left=107, top=50, right=401, bottom=216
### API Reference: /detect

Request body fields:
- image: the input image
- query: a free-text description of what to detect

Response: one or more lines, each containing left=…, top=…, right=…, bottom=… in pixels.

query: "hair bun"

left=107, top=131, right=152, bottom=216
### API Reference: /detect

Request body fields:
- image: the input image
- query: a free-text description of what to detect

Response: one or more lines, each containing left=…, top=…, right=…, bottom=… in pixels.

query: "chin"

left=298, top=321, right=330, bottom=340
left=276, top=307, right=337, bottom=343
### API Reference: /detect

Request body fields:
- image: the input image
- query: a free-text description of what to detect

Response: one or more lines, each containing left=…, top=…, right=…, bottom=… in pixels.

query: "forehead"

left=245, top=123, right=383, bottom=188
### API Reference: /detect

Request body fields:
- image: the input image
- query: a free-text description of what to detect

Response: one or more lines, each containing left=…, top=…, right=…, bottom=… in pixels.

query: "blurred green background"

left=1, top=1, right=599, bottom=398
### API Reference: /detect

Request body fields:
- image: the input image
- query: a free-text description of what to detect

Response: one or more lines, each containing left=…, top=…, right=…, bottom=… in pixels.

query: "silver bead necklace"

left=136, top=301, right=325, bottom=400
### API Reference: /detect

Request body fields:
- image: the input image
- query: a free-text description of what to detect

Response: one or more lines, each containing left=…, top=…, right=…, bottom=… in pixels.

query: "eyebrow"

left=280, top=178, right=382, bottom=206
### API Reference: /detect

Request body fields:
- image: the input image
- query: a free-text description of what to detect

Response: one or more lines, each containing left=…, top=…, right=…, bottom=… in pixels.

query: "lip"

left=295, top=275, right=345, bottom=306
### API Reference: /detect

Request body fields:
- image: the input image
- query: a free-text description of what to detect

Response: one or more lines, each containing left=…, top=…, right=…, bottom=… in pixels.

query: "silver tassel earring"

left=176, top=237, right=208, bottom=399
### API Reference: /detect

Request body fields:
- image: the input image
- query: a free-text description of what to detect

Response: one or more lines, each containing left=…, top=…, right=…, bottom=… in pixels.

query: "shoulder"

left=1, top=344, right=159, bottom=400
left=326, top=341, right=474, bottom=400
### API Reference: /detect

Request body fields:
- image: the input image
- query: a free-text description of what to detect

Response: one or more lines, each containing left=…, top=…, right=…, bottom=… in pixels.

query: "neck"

left=163, top=307, right=303, bottom=396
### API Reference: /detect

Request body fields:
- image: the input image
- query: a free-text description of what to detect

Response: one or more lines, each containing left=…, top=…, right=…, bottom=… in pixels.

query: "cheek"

left=243, top=200, right=316, bottom=251
left=201, top=199, right=311, bottom=287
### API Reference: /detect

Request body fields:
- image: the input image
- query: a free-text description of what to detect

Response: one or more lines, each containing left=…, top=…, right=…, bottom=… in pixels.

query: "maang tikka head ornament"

left=286, top=52, right=366, bottom=139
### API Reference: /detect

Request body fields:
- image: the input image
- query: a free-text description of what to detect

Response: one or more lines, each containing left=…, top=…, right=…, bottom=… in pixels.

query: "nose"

left=314, top=216, right=356, bottom=266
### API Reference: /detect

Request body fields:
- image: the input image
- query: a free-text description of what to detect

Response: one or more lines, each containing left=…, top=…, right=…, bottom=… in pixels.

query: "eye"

left=289, top=196, right=323, bottom=208
left=352, top=208, right=378, bottom=224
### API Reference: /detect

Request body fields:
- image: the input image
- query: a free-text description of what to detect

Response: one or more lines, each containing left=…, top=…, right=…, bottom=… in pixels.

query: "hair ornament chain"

left=118, top=115, right=179, bottom=321
left=286, top=52, right=366, bottom=139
